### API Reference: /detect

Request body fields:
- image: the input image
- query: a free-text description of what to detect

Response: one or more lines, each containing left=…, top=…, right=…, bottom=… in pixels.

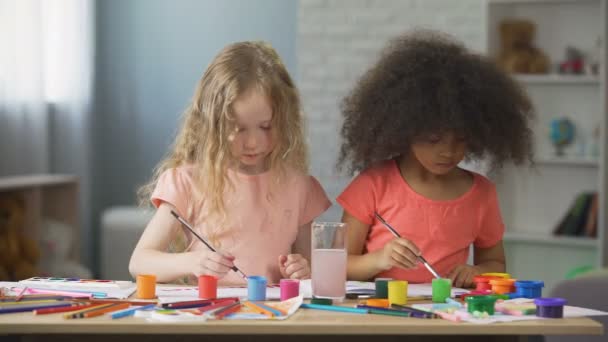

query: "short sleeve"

left=336, top=172, right=375, bottom=225
left=474, top=183, right=505, bottom=248
left=151, top=168, right=192, bottom=218
left=299, top=176, right=332, bottom=226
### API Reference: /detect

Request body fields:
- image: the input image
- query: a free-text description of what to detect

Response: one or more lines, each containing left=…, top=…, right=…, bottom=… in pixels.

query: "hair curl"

left=338, top=30, right=534, bottom=174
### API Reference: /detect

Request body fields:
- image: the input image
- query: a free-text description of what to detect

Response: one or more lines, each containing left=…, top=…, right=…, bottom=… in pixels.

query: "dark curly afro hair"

left=337, top=30, right=534, bottom=175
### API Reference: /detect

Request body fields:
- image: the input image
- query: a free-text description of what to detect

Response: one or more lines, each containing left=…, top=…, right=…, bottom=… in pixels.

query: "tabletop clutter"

left=1, top=272, right=606, bottom=324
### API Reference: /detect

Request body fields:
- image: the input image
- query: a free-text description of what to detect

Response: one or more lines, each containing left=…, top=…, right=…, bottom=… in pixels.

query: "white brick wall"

left=297, top=0, right=486, bottom=221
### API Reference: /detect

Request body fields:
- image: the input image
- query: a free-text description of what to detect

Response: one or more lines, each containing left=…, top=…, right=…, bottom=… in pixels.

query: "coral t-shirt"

left=151, top=165, right=331, bottom=285
left=337, top=160, right=504, bottom=283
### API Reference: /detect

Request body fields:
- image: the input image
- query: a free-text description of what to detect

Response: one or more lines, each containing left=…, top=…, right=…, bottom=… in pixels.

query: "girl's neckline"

left=227, top=167, right=271, bottom=180
left=391, top=159, right=479, bottom=204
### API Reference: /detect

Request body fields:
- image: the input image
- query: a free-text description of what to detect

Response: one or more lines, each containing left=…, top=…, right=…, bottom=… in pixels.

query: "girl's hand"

left=278, top=254, right=311, bottom=279
left=191, top=250, right=235, bottom=279
left=447, top=264, right=481, bottom=288
left=376, top=237, right=421, bottom=271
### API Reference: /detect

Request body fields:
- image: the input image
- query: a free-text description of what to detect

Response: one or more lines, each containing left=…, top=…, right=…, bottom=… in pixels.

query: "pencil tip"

left=170, top=210, right=178, bottom=218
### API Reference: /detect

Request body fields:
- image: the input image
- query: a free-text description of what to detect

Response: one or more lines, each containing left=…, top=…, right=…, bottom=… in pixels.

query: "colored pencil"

left=34, top=303, right=97, bottom=315
left=81, top=302, right=130, bottom=318
left=374, top=212, right=441, bottom=279
left=1, top=295, right=74, bottom=302
left=1, top=299, right=61, bottom=307
left=300, top=303, right=368, bottom=314
left=243, top=301, right=274, bottom=317
left=111, top=304, right=157, bottom=319
left=163, top=297, right=239, bottom=308
left=73, top=298, right=156, bottom=306
left=390, top=304, right=439, bottom=317
left=254, top=302, right=286, bottom=316
left=0, top=302, right=73, bottom=314
left=15, top=287, right=28, bottom=301
left=211, top=302, right=242, bottom=319
left=197, top=299, right=239, bottom=313
left=170, top=210, right=247, bottom=278
left=25, top=288, right=99, bottom=298
left=63, top=303, right=115, bottom=319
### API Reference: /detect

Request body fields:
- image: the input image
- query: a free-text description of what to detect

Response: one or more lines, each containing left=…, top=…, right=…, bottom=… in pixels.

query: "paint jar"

left=432, top=278, right=452, bottom=303
left=279, top=279, right=300, bottom=301
left=136, top=274, right=156, bottom=299
left=374, top=278, right=392, bottom=299
left=311, top=222, right=347, bottom=302
left=489, top=278, right=516, bottom=294
left=198, top=275, right=217, bottom=299
left=247, top=276, right=267, bottom=301
left=465, top=295, right=498, bottom=315
left=473, top=275, right=501, bottom=291
left=534, top=298, right=567, bottom=318
left=514, top=280, right=544, bottom=299
left=388, top=280, right=408, bottom=305
left=482, top=272, right=511, bottom=279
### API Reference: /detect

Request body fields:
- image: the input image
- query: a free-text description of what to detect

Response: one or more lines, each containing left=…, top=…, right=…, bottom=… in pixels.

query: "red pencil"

left=15, top=287, right=28, bottom=302
left=197, top=299, right=239, bottom=313
left=34, top=303, right=100, bottom=315
left=212, top=302, right=242, bottom=319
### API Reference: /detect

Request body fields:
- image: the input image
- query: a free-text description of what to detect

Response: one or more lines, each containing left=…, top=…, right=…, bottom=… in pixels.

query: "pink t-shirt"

left=336, top=160, right=504, bottom=283
left=151, top=165, right=332, bottom=285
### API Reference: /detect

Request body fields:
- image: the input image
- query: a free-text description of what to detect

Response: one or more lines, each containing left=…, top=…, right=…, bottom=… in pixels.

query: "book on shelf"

left=553, top=192, right=597, bottom=238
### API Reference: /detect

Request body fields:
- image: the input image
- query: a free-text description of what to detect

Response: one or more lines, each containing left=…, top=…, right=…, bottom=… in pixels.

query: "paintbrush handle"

left=170, top=210, right=247, bottom=278
left=374, top=212, right=441, bottom=278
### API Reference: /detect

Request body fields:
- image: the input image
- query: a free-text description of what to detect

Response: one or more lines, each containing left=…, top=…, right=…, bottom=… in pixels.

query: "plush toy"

left=498, top=19, right=550, bottom=74
left=0, top=195, right=40, bottom=280
left=38, top=219, right=92, bottom=279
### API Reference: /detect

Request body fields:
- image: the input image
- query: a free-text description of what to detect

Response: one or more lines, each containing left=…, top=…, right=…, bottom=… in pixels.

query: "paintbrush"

left=374, top=212, right=441, bottom=279
left=170, top=210, right=247, bottom=279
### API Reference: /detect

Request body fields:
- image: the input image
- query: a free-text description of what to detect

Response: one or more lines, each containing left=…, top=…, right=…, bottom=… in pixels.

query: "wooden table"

left=0, top=300, right=603, bottom=342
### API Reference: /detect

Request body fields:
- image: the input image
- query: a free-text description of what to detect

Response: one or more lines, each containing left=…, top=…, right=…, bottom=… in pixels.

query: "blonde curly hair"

left=138, top=41, right=308, bottom=248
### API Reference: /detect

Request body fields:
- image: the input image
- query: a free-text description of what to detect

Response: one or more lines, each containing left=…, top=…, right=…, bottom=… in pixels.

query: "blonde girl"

left=130, top=41, right=331, bottom=285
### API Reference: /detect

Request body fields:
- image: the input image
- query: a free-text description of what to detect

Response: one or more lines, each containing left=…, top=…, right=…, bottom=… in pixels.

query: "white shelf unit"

left=484, top=0, right=607, bottom=293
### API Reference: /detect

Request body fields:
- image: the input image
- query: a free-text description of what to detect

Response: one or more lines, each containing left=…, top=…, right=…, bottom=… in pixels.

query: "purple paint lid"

left=534, top=297, right=566, bottom=307
left=515, top=280, right=544, bottom=288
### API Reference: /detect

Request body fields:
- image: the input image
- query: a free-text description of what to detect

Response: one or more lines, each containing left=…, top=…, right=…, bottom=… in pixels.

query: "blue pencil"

left=300, top=303, right=368, bottom=314
left=111, top=304, right=157, bottom=319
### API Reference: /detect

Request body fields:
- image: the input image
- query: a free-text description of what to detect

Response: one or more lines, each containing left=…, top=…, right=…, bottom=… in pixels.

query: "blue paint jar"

left=534, top=297, right=566, bottom=318
left=515, top=280, right=544, bottom=299
left=247, top=276, right=267, bottom=301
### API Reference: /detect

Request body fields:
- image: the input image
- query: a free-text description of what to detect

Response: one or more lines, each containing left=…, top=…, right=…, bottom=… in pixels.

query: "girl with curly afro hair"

left=336, top=30, right=534, bottom=288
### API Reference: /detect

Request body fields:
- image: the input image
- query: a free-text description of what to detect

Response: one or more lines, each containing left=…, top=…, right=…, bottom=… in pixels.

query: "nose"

left=243, top=131, right=258, bottom=150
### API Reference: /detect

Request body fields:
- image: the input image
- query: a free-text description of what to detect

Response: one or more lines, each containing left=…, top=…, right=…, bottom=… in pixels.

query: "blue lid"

left=534, top=297, right=566, bottom=306
left=515, top=280, right=544, bottom=288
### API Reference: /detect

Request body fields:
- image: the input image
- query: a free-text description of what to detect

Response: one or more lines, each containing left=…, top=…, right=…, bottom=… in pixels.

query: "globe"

left=549, top=118, right=575, bottom=156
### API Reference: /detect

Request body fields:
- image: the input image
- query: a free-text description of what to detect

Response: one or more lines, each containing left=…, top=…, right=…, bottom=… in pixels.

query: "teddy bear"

left=38, top=218, right=92, bottom=279
left=498, top=19, right=550, bottom=74
left=0, top=194, right=40, bottom=280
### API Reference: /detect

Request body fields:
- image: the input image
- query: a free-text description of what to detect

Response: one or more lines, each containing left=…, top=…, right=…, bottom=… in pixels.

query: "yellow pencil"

left=63, top=303, right=113, bottom=319
left=242, top=301, right=274, bottom=317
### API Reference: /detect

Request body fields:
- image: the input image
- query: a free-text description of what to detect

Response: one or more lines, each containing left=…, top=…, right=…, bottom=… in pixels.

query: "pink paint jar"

left=280, top=279, right=300, bottom=301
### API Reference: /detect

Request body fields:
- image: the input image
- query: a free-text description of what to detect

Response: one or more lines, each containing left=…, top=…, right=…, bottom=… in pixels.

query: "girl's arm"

left=128, top=203, right=195, bottom=282
left=344, top=211, right=420, bottom=281
left=474, top=241, right=506, bottom=273
left=447, top=241, right=506, bottom=288
left=279, top=221, right=312, bottom=279
left=129, top=203, right=235, bottom=283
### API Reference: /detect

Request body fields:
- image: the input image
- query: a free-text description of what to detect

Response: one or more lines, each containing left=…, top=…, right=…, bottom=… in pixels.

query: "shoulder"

left=468, top=170, right=498, bottom=198
left=157, top=165, right=196, bottom=188
left=348, top=160, right=396, bottom=188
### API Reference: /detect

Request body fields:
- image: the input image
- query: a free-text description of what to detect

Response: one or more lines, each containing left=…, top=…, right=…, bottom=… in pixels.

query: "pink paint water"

left=312, top=248, right=347, bottom=300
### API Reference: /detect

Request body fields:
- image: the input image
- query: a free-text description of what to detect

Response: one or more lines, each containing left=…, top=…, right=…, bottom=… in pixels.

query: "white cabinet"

left=483, top=0, right=607, bottom=292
